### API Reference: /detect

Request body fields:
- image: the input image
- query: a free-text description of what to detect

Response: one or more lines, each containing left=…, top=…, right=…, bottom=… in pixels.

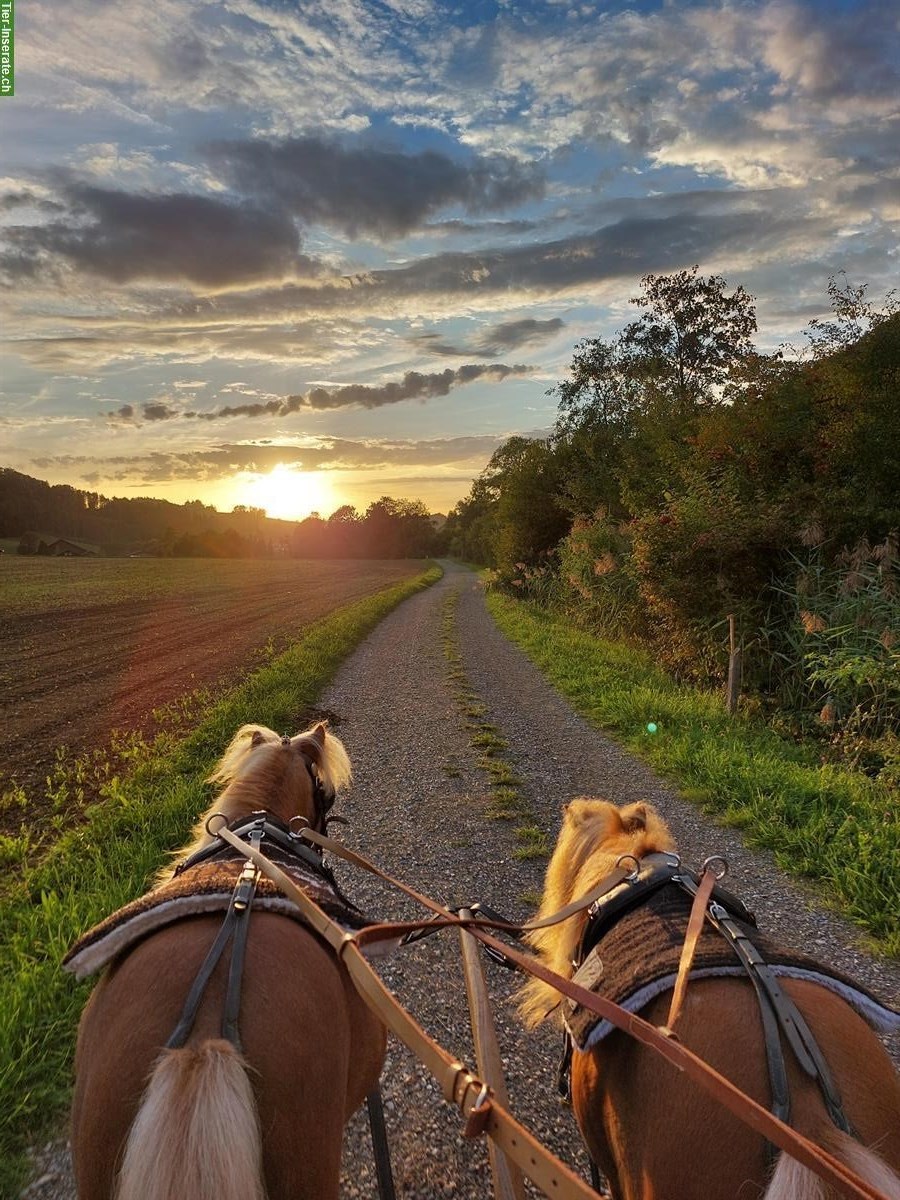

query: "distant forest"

left=0, top=471, right=445, bottom=560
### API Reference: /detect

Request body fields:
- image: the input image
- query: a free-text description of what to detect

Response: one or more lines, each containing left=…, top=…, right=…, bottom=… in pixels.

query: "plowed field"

left=1, top=557, right=422, bottom=810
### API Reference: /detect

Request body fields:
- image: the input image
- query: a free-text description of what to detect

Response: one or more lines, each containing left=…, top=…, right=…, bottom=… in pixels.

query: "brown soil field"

left=0, top=558, right=423, bottom=814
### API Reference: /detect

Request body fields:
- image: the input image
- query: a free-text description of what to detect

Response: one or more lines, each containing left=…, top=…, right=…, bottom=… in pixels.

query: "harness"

left=166, top=737, right=342, bottom=1049
left=166, top=808, right=356, bottom=1049
left=558, top=854, right=854, bottom=1168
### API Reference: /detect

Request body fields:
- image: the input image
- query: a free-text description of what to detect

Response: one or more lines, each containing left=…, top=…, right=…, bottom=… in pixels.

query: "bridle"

left=280, top=733, right=336, bottom=837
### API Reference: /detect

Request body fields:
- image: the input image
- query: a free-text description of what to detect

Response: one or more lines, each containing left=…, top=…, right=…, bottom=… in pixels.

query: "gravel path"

left=23, top=561, right=900, bottom=1199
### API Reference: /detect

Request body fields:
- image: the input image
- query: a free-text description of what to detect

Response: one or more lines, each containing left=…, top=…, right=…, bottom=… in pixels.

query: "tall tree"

left=550, top=266, right=758, bottom=517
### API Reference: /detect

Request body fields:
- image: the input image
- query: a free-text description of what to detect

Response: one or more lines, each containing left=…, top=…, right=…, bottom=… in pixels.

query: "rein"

left=218, top=824, right=893, bottom=1200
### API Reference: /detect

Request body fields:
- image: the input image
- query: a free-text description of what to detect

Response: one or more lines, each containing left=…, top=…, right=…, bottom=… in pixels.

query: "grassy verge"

left=487, top=592, right=899, bottom=956
left=440, top=591, right=547, bottom=860
left=0, top=565, right=440, bottom=1197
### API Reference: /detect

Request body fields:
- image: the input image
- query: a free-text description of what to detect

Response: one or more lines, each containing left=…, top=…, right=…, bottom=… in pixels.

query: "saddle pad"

left=63, top=849, right=380, bottom=981
left=564, top=885, right=900, bottom=1051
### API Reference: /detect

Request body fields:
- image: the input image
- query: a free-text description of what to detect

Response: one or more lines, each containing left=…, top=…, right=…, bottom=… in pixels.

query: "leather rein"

left=211, top=823, right=891, bottom=1200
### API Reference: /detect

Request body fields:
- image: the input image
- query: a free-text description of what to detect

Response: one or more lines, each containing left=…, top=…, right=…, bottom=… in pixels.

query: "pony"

left=520, top=798, right=900, bottom=1200
left=69, top=722, right=386, bottom=1200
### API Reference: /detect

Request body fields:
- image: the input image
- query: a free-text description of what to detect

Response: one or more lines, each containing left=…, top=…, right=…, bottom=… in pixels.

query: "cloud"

left=188, top=363, right=529, bottom=420
left=206, top=136, right=546, bottom=239
left=33, top=433, right=510, bottom=483
left=411, top=316, right=564, bottom=357
left=0, top=182, right=309, bottom=287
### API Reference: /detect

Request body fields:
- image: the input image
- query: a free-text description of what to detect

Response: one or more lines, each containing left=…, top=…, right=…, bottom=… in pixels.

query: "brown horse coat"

left=69, top=723, right=387, bottom=1200
left=520, top=799, right=900, bottom=1200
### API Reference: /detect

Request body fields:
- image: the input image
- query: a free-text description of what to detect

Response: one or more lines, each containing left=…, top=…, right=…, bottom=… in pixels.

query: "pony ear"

left=251, top=730, right=266, bottom=747
left=310, top=722, right=327, bottom=747
left=620, top=802, right=648, bottom=834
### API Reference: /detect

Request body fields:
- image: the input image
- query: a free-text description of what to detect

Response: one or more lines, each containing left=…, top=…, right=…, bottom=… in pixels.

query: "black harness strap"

left=221, top=821, right=264, bottom=1048
left=703, top=895, right=853, bottom=1136
left=165, top=814, right=266, bottom=1050
left=676, top=874, right=792, bottom=1133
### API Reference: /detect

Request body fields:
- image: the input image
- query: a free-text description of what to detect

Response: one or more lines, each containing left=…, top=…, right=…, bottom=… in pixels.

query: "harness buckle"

left=615, top=854, right=641, bottom=881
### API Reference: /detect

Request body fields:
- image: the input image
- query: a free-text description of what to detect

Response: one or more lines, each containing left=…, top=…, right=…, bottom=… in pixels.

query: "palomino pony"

left=69, top=722, right=386, bottom=1200
left=520, top=799, right=900, bottom=1200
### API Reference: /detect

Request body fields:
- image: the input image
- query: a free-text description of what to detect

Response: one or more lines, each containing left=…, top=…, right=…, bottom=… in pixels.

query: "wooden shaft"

left=458, top=910, right=527, bottom=1200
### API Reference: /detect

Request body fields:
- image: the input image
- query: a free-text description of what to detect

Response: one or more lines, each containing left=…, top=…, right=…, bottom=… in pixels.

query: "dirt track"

left=1, top=559, right=420, bottom=817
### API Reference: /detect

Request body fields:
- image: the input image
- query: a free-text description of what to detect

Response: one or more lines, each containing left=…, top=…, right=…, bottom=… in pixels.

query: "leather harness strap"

left=661, top=864, right=717, bottom=1034
left=165, top=815, right=265, bottom=1050
left=217, top=826, right=890, bottom=1200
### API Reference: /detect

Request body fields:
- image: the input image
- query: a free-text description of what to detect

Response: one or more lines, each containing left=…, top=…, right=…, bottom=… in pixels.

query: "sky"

left=1, top=0, right=898, bottom=520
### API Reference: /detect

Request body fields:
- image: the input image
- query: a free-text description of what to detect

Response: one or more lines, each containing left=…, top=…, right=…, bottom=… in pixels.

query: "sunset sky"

left=2, top=0, right=898, bottom=519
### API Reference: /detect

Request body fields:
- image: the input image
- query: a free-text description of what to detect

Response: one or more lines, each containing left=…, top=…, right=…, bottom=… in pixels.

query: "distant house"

left=47, top=538, right=101, bottom=557
left=18, top=532, right=101, bottom=556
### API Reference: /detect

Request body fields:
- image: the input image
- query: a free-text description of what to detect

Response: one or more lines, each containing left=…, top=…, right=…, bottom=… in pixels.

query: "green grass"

left=487, top=592, right=900, bottom=955
left=441, top=591, right=545, bottom=860
left=0, top=565, right=441, bottom=1197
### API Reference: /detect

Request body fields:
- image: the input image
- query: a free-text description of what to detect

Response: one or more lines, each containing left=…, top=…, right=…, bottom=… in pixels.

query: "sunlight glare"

left=240, top=465, right=335, bottom=521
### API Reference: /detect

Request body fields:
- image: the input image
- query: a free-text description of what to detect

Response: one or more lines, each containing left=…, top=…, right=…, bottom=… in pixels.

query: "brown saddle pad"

left=564, top=884, right=900, bottom=1050
left=64, top=845, right=371, bottom=981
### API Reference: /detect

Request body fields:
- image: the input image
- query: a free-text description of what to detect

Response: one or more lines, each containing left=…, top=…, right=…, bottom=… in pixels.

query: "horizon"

left=2, top=0, right=898, bottom=520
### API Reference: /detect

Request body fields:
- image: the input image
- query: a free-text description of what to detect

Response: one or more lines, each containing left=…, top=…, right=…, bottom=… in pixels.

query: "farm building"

left=18, top=532, right=102, bottom=556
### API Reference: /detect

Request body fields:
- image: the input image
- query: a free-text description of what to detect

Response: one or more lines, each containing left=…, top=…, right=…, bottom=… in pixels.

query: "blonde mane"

left=166, top=722, right=352, bottom=875
left=518, top=798, right=675, bottom=1028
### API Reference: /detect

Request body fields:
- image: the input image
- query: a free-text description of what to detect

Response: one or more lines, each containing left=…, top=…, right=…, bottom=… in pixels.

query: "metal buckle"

left=615, top=854, right=641, bottom=881
left=701, top=855, right=729, bottom=880
left=204, top=812, right=229, bottom=836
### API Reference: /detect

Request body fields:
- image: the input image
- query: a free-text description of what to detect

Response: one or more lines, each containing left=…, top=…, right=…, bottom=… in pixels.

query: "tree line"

left=445, top=270, right=899, bottom=778
left=0, top=471, right=445, bottom=560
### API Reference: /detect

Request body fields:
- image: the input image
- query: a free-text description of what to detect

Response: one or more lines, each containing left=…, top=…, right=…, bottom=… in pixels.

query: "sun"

left=238, top=465, right=335, bottom=521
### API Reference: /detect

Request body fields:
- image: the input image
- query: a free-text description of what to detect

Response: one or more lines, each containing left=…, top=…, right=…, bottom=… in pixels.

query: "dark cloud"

left=410, top=317, right=564, bottom=358
left=207, top=136, right=545, bottom=239
left=763, top=0, right=899, bottom=102
left=107, top=401, right=177, bottom=423
left=165, top=203, right=813, bottom=324
left=96, top=364, right=527, bottom=425
left=193, top=363, right=530, bottom=420
left=1, top=183, right=309, bottom=287
left=0, top=190, right=65, bottom=213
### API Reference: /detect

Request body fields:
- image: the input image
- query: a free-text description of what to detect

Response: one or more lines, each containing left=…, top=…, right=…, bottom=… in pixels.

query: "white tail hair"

left=765, top=1129, right=900, bottom=1200
left=115, top=1040, right=265, bottom=1200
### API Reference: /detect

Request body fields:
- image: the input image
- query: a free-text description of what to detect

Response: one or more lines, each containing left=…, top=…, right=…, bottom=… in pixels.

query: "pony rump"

left=518, top=798, right=675, bottom=1028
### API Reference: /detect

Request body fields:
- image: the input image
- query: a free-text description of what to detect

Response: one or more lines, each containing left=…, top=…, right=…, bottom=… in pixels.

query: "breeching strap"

left=216, top=825, right=892, bottom=1200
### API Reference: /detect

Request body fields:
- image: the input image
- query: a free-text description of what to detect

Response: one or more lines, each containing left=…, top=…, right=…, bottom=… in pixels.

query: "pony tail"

left=116, top=1040, right=265, bottom=1200
left=764, top=1130, right=900, bottom=1200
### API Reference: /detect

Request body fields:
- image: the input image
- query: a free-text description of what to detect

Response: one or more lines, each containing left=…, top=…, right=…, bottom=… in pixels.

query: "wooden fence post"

left=726, top=614, right=742, bottom=715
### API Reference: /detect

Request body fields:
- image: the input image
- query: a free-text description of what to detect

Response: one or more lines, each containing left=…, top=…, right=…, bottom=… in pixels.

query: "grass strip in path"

left=0, top=566, right=441, bottom=1198
left=441, top=590, right=548, bottom=862
left=487, top=593, right=899, bottom=956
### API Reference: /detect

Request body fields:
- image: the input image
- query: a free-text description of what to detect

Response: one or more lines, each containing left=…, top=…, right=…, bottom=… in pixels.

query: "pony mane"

left=518, top=798, right=675, bottom=1028
left=164, top=722, right=352, bottom=877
